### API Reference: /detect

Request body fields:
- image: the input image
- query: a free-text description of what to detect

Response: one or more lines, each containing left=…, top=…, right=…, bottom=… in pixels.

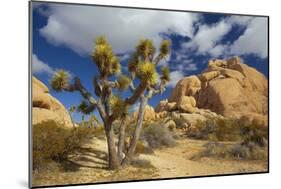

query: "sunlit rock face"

left=156, top=57, right=268, bottom=126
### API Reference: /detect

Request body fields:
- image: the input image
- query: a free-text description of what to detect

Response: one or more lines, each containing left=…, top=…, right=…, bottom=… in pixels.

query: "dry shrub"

left=33, top=120, right=72, bottom=169
left=187, top=118, right=267, bottom=142
left=197, top=141, right=268, bottom=160
left=33, top=120, right=101, bottom=170
left=192, top=118, right=268, bottom=160
left=141, top=122, right=176, bottom=149
left=131, top=158, right=154, bottom=168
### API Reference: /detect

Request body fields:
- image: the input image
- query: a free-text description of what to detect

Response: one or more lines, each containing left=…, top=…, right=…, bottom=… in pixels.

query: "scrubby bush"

left=241, top=123, right=268, bottom=147
left=140, top=122, right=176, bottom=149
left=187, top=118, right=267, bottom=142
left=191, top=117, right=268, bottom=160
left=33, top=120, right=101, bottom=170
left=172, top=116, right=191, bottom=130
left=131, top=158, right=154, bottom=168
left=33, top=120, right=72, bottom=169
left=198, top=142, right=229, bottom=158
left=196, top=140, right=268, bottom=160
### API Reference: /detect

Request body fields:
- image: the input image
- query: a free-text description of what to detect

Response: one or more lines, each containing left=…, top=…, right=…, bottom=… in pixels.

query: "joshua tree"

left=68, top=105, right=76, bottom=127
left=50, top=36, right=170, bottom=169
left=89, top=114, right=99, bottom=128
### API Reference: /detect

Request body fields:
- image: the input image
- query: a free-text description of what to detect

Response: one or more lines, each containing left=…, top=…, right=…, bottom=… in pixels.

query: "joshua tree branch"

left=64, top=77, right=107, bottom=122
left=125, top=81, right=147, bottom=105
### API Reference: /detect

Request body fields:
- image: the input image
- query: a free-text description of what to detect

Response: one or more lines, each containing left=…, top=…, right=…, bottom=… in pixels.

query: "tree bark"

left=117, top=119, right=126, bottom=162
left=122, top=95, right=147, bottom=166
left=104, top=121, right=120, bottom=170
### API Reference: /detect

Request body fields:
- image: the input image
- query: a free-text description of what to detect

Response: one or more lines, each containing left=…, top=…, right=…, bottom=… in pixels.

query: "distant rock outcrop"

left=32, top=76, right=73, bottom=128
left=156, top=57, right=268, bottom=126
left=133, top=105, right=157, bottom=121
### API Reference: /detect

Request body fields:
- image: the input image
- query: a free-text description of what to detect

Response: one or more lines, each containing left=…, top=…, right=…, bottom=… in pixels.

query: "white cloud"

left=183, top=19, right=232, bottom=55
left=209, top=44, right=228, bottom=57
left=130, top=101, right=140, bottom=113
left=167, top=70, right=184, bottom=87
left=119, top=53, right=130, bottom=62
left=230, top=17, right=268, bottom=58
left=180, top=15, right=267, bottom=59
left=39, top=4, right=199, bottom=56
left=32, top=54, right=54, bottom=75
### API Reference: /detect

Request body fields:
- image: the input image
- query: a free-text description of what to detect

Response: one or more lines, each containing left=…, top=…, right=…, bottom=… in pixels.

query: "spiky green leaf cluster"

left=117, top=74, right=131, bottom=90
left=78, top=100, right=95, bottom=114
left=50, top=70, right=70, bottom=92
left=69, top=105, right=76, bottom=113
left=160, top=67, right=170, bottom=83
left=136, top=39, right=156, bottom=60
left=160, top=40, right=170, bottom=57
left=128, top=52, right=139, bottom=73
left=136, top=61, right=158, bottom=85
left=92, top=36, right=120, bottom=77
left=109, top=95, right=128, bottom=117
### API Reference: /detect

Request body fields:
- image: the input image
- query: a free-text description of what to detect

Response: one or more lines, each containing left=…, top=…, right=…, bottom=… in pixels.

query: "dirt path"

left=33, top=137, right=268, bottom=187
left=140, top=138, right=267, bottom=178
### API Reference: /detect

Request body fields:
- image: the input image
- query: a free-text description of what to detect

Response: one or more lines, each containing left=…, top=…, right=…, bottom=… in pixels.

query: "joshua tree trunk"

left=104, top=121, right=120, bottom=169
left=117, top=119, right=126, bottom=162
left=122, top=95, right=147, bottom=166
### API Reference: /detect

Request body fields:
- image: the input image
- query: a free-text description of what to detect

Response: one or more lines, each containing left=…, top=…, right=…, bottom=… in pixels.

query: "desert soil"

left=33, top=136, right=268, bottom=187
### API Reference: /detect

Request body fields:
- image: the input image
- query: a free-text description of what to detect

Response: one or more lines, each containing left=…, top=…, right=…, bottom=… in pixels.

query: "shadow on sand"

left=55, top=147, right=109, bottom=172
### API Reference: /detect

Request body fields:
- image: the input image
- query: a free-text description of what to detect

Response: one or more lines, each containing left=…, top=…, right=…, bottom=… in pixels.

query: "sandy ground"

left=32, top=137, right=268, bottom=187
left=141, top=138, right=267, bottom=178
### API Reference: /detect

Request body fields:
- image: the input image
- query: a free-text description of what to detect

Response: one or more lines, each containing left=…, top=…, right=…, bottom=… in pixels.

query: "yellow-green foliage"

left=109, top=95, right=128, bottom=117
left=128, top=52, right=139, bottom=73
left=159, top=40, right=170, bottom=57
left=136, top=39, right=155, bottom=59
left=160, top=67, right=170, bottom=83
left=50, top=70, right=70, bottom=92
left=117, top=74, right=131, bottom=90
left=92, top=36, right=120, bottom=76
left=136, top=61, right=158, bottom=85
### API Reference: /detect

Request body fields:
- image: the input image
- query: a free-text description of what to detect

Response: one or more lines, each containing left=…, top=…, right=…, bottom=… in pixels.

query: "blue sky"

left=32, top=2, right=268, bottom=122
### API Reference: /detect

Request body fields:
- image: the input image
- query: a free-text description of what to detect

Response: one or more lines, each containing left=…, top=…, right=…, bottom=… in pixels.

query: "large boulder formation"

left=156, top=57, right=268, bottom=126
left=133, top=104, right=156, bottom=121
left=169, top=75, right=201, bottom=103
left=197, top=57, right=268, bottom=122
left=32, top=76, right=74, bottom=167
left=32, top=76, right=73, bottom=128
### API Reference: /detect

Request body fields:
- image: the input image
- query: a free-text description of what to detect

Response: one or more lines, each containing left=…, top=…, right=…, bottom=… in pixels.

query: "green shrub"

left=141, top=122, right=176, bottom=149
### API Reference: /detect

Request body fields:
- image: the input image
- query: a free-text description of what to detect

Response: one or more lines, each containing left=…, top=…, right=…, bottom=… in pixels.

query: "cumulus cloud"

left=32, top=54, right=54, bottom=75
left=167, top=70, right=184, bottom=87
left=39, top=4, right=199, bottom=55
left=182, top=19, right=232, bottom=55
left=230, top=17, right=268, bottom=58
left=181, top=15, right=267, bottom=59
